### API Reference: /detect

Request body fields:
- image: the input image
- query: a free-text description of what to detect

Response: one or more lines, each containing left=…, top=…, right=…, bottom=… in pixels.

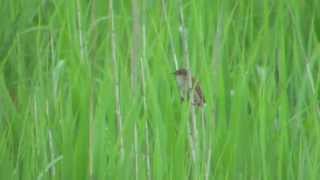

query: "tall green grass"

left=1, top=0, right=320, bottom=179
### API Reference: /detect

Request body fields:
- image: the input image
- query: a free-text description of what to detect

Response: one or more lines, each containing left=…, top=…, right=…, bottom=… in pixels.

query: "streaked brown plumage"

left=174, top=68, right=206, bottom=107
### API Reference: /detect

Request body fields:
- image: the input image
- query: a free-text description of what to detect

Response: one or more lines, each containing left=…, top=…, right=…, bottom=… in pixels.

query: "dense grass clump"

left=1, top=0, right=320, bottom=179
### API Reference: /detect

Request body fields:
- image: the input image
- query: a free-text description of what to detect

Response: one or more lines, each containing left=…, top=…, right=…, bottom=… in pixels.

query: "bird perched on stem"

left=174, top=68, right=206, bottom=108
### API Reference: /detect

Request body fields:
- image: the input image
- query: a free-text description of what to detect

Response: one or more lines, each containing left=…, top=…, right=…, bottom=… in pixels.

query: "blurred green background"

left=0, top=0, right=320, bottom=179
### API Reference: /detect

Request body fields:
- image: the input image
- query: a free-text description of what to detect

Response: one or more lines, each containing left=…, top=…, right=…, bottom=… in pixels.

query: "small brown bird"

left=174, top=68, right=206, bottom=107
